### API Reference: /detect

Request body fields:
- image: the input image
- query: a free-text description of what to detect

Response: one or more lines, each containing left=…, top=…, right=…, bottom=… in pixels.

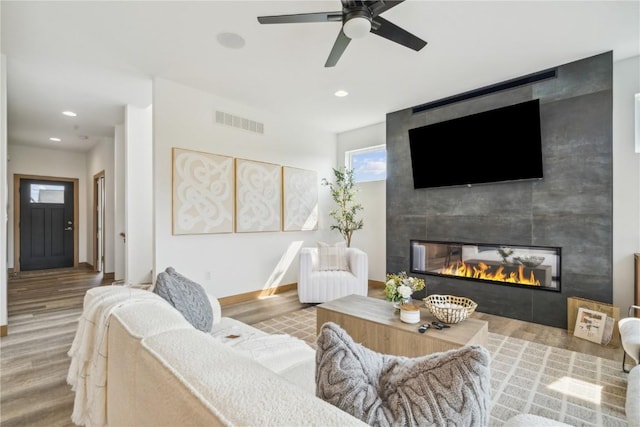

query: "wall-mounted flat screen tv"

left=408, top=99, right=543, bottom=189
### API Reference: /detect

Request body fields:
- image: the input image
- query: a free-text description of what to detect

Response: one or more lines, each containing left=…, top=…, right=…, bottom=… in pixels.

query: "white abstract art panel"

left=235, top=159, right=281, bottom=233
left=283, top=167, right=318, bottom=231
left=172, top=148, right=234, bottom=235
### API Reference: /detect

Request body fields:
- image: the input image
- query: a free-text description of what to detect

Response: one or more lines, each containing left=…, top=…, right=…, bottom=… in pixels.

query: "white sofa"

left=78, top=286, right=365, bottom=426
left=297, top=247, right=368, bottom=303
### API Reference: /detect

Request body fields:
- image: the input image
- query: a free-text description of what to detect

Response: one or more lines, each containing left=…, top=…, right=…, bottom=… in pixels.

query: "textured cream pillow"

left=317, top=241, right=349, bottom=271
left=316, top=322, right=492, bottom=426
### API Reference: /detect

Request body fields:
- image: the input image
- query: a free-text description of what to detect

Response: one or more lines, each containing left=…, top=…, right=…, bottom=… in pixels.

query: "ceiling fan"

left=257, top=0, right=427, bottom=67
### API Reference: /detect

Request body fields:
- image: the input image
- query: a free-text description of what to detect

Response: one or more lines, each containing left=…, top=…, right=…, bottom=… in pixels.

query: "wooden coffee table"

left=316, top=294, right=488, bottom=358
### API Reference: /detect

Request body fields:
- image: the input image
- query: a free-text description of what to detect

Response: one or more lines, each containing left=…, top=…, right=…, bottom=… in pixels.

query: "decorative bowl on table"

left=512, top=256, right=545, bottom=267
left=423, top=294, right=477, bottom=324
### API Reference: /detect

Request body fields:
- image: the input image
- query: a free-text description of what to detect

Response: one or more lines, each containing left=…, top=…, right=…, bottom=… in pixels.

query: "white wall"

left=6, top=145, right=88, bottom=267
left=337, top=122, right=386, bottom=282
left=86, top=137, right=115, bottom=274
left=613, top=54, right=640, bottom=310
left=1, top=53, right=8, bottom=329
left=125, top=105, right=153, bottom=285
left=153, top=78, right=337, bottom=297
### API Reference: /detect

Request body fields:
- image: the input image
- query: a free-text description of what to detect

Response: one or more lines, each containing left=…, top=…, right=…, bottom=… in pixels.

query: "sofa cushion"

left=137, top=328, right=367, bottom=427
left=316, top=321, right=491, bottom=426
left=153, top=268, right=213, bottom=332
left=317, top=241, right=349, bottom=271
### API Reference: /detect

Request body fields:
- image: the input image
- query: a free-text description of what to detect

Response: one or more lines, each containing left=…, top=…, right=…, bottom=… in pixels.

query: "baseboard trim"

left=369, top=279, right=384, bottom=289
left=218, top=283, right=297, bottom=307
left=218, top=280, right=385, bottom=307
left=0, top=324, right=7, bottom=337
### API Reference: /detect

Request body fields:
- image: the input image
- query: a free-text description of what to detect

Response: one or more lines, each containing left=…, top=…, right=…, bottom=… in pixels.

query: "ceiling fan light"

left=343, top=16, right=371, bottom=39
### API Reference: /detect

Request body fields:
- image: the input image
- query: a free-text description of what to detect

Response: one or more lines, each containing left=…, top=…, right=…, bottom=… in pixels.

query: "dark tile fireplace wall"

left=386, top=52, right=613, bottom=328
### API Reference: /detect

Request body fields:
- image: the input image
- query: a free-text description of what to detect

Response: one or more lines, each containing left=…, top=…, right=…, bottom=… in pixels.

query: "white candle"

left=400, top=304, right=420, bottom=324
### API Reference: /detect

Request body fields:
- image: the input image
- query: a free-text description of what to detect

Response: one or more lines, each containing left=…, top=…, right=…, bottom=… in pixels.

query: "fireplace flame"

left=441, top=261, right=541, bottom=286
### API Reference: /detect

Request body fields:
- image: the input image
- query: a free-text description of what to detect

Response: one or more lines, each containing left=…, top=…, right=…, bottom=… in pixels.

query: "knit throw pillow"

left=317, top=241, right=349, bottom=271
left=153, top=267, right=213, bottom=332
left=316, top=322, right=492, bottom=427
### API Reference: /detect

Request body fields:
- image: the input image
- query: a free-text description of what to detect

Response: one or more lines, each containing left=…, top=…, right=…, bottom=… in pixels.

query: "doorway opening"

left=93, top=171, right=105, bottom=273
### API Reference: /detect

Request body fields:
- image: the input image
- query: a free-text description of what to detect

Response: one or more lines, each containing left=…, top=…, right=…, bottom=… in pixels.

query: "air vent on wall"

left=215, top=111, right=264, bottom=134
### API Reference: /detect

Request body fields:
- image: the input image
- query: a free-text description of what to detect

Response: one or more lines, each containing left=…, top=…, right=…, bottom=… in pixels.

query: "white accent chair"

left=298, top=247, right=368, bottom=303
left=619, top=305, right=640, bottom=373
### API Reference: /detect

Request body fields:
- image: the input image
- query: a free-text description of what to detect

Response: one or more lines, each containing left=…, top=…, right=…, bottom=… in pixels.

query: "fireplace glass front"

left=410, top=240, right=561, bottom=292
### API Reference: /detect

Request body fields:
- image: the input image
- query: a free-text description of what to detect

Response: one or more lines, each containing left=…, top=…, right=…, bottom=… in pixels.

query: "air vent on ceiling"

left=215, top=110, right=264, bottom=134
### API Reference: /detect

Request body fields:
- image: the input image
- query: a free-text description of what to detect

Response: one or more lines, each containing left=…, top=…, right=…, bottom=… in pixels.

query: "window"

left=30, top=184, right=64, bottom=204
left=346, top=145, right=387, bottom=183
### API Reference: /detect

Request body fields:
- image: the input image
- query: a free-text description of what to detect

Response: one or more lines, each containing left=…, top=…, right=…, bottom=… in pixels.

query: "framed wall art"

left=172, top=148, right=234, bottom=235
left=282, top=166, right=318, bottom=231
left=235, top=158, right=281, bottom=233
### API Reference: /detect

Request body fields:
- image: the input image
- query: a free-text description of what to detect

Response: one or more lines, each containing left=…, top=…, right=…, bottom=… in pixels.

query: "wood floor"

left=0, top=267, right=625, bottom=426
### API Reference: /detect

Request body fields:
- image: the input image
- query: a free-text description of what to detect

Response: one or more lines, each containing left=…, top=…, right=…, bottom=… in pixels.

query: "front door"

left=19, top=179, right=74, bottom=271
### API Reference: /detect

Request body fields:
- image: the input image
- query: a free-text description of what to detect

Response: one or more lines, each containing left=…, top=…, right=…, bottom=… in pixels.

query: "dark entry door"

left=20, top=179, right=74, bottom=271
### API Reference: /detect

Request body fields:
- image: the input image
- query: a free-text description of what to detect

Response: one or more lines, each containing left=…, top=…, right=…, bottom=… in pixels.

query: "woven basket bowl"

left=423, top=294, right=478, bottom=324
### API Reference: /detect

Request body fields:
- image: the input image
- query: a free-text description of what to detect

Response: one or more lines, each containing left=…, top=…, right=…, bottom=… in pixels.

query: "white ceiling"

left=2, top=1, right=639, bottom=152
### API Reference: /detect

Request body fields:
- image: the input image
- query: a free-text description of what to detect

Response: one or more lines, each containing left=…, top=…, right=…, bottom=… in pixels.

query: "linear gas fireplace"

left=410, top=240, right=561, bottom=292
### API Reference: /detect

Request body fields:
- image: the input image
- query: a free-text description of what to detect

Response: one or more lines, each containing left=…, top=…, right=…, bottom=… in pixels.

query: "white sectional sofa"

left=71, top=285, right=639, bottom=427
left=77, top=286, right=365, bottom=426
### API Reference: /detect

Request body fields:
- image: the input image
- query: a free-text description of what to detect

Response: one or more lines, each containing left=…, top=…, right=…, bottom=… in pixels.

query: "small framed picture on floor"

left=573, top=307, right=606, bottom=344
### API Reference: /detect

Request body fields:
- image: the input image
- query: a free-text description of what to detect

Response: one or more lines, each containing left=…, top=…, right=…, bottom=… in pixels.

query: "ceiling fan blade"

left=366, top=0, right=405, bottom=17
left=325, top=29, right=352, bottom=67
left=257, top=11, right=342, bottom=24
left=370, top=16, right=427, bottom=51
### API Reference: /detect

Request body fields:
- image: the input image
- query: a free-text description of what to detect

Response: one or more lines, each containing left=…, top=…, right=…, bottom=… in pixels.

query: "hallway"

left=1, top=266, right=108, bottom=426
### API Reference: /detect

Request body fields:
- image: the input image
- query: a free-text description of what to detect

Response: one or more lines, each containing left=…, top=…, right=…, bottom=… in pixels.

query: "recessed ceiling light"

left=62, top=111, right=77, bottom=117
left=49, top=137, right=61, bottom=142
left=334, top=90, right=349, bottom=97
left=216, top=32, right=246, bottom=49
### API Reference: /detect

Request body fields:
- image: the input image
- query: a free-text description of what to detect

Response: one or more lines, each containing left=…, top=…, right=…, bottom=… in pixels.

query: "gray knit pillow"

left=316, top=322, right=491, bottom=427
left=153, top=267, right=213, bottom=332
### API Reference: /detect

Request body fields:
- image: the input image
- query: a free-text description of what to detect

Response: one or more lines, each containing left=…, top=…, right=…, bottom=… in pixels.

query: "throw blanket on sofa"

left=67, top=286, right=166, bottom=427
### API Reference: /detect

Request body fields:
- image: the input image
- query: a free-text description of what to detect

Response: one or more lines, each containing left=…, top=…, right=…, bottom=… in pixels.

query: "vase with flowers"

left=384, top=272, right=426, bottom=309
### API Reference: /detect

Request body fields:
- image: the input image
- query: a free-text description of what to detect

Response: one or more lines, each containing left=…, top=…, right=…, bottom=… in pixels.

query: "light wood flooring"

left=0, top=267, right=626, bottom=426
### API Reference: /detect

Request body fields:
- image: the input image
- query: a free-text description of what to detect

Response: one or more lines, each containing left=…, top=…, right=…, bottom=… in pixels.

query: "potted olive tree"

left=321, top=167, right=363, bottom=247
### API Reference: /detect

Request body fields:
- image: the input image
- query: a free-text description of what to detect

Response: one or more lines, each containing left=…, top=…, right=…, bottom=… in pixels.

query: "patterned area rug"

left=252, top=306, right=629, bottom=427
